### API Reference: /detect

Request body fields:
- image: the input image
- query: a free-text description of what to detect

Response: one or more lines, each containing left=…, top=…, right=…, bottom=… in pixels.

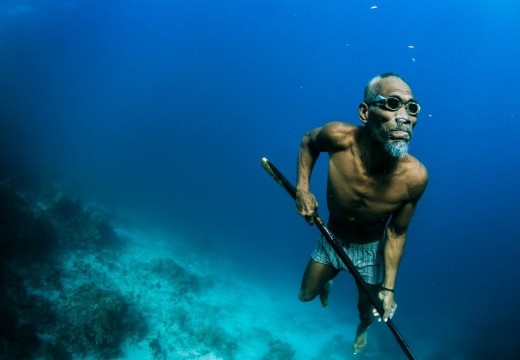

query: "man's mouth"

left=388, top=130, right=411, bottom=140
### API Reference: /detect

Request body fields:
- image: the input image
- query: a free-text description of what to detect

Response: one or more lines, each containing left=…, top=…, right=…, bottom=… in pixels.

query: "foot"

left=319, top=280, right=333, bottom=308
left=353, top=325, right=368, bottom=354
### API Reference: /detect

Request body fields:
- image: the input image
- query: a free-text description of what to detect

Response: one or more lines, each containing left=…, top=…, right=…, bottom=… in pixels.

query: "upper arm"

left=388, top=164, right=429, bottom=235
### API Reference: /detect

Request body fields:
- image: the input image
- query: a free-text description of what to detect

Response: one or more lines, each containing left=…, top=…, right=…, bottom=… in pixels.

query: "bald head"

left=364, top=73, right=409, bottom=104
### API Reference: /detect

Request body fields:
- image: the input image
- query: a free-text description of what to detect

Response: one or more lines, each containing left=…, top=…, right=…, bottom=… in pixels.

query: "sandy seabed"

left=1, top=184, right=425, bottom=359
left=98, top=227, right=359, bottom=359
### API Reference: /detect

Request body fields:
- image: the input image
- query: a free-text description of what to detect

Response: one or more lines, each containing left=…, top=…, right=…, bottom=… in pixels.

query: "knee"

left=298, top=290, right=316, bottom=302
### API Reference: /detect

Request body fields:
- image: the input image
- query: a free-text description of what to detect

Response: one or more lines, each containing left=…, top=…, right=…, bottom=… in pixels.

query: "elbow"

left=300, top=133, right=312, bottom=149
left=300, top=128, right=322, bottom=153
left=300, top=135, right=320, bottom=157
left=386, top=224, right=407, bottom=239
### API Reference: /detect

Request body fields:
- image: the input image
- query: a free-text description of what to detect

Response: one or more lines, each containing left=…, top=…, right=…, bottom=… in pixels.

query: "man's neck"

left=357, top=128, right=400, bottom=176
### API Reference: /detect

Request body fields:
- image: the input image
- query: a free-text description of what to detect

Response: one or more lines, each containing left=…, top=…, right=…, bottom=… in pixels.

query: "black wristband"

left=381, top=286, right=394, bottom=293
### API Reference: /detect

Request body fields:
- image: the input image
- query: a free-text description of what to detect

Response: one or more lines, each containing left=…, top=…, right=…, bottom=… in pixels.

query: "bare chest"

left=327, top=156, right=410, bottom=220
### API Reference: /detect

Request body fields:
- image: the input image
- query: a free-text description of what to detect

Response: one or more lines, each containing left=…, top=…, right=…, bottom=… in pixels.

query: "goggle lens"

left=406, top=102, right=419, bottom=115
left=386, top=97, right=401, bottom=110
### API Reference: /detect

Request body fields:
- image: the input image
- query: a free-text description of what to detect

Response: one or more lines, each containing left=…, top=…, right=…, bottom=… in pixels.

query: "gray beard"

left=368, top=123, right=411, bottom=159
left=384, top=141, right=409, bottom=158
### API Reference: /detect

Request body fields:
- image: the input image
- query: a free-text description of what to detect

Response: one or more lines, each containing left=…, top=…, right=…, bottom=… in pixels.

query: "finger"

left=296, top=206, right=312, bottom=216
left=372, top=309, right=383, bottom=322
left=383, top=311, right=390, bottom=322
left=383, top=306, right=397, bottom=322
left=383, top=308, right=391, bottom=322
left=389, top=305, right=397, bottom=320
left=296, top=210, right=312, bottom=223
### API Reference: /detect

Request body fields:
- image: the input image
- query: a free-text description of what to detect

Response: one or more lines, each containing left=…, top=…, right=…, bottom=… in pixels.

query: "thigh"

left=300, top=259, right=339, bottom=298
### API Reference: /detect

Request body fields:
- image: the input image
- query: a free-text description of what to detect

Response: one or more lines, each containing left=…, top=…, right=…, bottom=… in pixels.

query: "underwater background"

left=1, top=0, right=520, bottom=359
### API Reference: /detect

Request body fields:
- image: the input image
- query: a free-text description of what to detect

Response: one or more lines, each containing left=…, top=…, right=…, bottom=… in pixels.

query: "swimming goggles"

left=369, top=95, right=421, bottom=116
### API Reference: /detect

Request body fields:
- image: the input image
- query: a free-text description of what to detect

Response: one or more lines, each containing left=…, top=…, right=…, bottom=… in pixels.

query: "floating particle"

left=370, top=6, right=378, bottom=10
left=408, top=45, right=415, bottom=49
left=411, top=57, right=416, bottom=62
left=428, top=114, right=433, bottom=118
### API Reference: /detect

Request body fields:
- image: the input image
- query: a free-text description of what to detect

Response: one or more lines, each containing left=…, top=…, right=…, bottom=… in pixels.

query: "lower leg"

left=353, top=282, right=379, bottom=354
left=318, top=280, right=333, bottom=308
left=353, top=308, right=374, bottom=354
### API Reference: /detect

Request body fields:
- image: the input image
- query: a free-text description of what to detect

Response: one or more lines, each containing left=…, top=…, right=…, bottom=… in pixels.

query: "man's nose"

left=396, top=105, right=411, bottom=122
left=396, top=117, right=411, bottom=125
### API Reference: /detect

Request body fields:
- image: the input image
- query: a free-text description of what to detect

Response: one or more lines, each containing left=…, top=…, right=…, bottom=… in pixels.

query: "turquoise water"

left=1, top=1, right=519, bottom=358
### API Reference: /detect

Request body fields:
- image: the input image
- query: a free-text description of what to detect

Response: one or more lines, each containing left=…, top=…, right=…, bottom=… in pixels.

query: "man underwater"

left=295, top=73, right=428, bottom=354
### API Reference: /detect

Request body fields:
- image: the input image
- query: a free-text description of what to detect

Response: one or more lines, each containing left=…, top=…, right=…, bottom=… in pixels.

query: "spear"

left=261, top=157, right=416, bottom=360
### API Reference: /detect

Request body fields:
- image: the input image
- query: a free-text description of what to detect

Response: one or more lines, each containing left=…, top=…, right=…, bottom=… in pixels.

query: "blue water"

left=1, top=0, right=520, bottom=358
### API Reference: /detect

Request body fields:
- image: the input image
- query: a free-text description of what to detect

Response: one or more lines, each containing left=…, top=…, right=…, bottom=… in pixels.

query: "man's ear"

left=359, top=102, right=369, bottom=124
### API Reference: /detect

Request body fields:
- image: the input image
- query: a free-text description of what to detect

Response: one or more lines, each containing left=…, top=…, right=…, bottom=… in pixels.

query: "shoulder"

left=320, top=121, right=357, bottom=136
left=316, top=121, right=359, bottom=150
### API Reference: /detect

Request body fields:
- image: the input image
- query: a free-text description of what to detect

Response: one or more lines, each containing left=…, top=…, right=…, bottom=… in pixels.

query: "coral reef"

left=0, top=179, right=56, bottom=262
left=148, top=258, right=202, bottom=296
left=0, top=179, right=311, bottom=359
left=262, top=339, right=296, bottom=360
left=0, top=268, right=48, bottom=359
left=57, top=283, right=147, bottom=359
left=0, top=181, right=145, bottom=359
left=193, top=324, right=238, bottom=359
left=47, top=192, right=118, bottom=249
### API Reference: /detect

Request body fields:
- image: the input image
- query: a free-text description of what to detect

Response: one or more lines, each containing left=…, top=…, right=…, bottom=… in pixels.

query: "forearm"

left=383, top=227, right=407, bottom=289
left=296, top=132, right=320, bottom=192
